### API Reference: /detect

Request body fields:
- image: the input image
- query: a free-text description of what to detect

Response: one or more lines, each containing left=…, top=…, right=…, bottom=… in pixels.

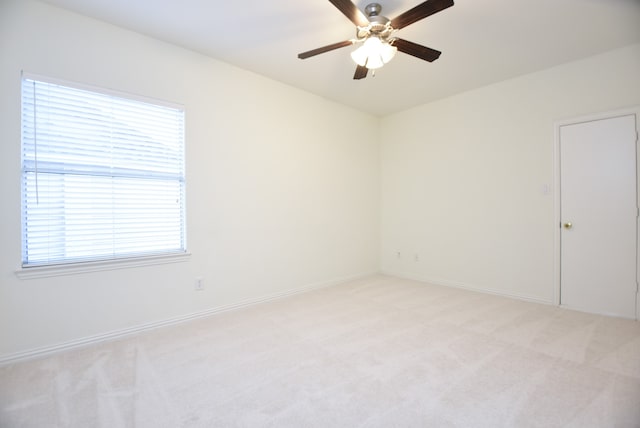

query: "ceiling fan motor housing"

left=361, top=3, right=393, bottom=39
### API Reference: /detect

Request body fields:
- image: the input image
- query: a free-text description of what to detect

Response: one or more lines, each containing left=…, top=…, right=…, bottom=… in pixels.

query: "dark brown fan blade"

left=298, top=40, right=353, bottom=59
left=328, top=0, right=369, bottom=27
left=390, top=0, right=454, bottom=30
left=394, top=38, right=441, bottom=62
left=353, top=65, right=368, bottom=80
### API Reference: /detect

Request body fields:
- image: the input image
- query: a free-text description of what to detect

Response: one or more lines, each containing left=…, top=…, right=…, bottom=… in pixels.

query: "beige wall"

left=380, top=43, right=640, bottom=302
left=0, top=0, right=380, bottom=359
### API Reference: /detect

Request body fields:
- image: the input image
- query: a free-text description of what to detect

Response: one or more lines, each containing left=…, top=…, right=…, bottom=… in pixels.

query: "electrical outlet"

left=414, top=253, right=419, bottom=262
left=195, top=277, right=204, bottom=291
left=396, top=251, right=401, bottom=259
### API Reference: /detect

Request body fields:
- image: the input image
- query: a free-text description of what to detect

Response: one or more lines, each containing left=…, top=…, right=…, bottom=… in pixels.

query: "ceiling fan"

left=298, top=0, right=454, bottom=79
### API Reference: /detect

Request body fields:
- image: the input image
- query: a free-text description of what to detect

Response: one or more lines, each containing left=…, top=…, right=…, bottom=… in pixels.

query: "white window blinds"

left=21, top=76, right=186, bottom=267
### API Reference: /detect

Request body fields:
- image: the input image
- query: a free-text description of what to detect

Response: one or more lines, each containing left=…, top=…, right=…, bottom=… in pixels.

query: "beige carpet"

left=1, top=275, right=639, bottom=427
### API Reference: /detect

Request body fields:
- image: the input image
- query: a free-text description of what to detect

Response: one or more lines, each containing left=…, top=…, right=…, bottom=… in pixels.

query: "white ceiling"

left=41, top=0, right=640, bottom=116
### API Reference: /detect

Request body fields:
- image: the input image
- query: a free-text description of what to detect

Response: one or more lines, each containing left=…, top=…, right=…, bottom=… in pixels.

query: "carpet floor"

left=1, top=275, right=639, bottom=427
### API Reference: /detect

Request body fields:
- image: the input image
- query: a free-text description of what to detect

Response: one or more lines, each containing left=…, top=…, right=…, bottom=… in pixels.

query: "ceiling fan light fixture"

left=350, top=36, right=397, bottom=69
left=380, top=40, right=397, bottom=62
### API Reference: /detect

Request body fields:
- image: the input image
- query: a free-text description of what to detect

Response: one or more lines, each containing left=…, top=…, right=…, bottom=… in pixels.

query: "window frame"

left=18, top=72, right=189, bottom=277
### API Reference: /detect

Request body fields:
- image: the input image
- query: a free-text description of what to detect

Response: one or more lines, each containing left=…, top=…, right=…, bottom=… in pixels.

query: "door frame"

left=553, top=107, right=640, bottom=319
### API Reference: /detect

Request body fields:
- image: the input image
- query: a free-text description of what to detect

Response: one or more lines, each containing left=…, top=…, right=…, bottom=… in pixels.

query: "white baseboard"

left=0, top=271, right=378, bottom=366
left=380, top=270, right=553, bottom=306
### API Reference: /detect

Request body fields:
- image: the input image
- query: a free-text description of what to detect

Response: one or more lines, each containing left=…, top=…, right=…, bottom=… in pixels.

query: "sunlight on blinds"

left=21, top=76, right=186, bottom=267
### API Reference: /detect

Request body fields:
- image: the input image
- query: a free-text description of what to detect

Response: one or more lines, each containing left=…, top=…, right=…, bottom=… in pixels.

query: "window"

left=21, top=75, right=186, bottom=268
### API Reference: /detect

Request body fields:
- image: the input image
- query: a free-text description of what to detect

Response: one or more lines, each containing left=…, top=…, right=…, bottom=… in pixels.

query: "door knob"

left=563, top=222, right=573, bottom=229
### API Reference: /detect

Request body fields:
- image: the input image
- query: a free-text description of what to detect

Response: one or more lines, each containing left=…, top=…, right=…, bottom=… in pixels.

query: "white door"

left=559, top=114, right=638, bottom=318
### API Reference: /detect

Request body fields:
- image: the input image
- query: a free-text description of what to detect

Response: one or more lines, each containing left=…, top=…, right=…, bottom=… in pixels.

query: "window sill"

left=15, top=252, right=191, bottom=280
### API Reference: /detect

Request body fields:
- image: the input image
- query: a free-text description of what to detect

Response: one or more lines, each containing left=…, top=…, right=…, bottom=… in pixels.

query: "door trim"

left=553, top=107, right=640, bottom=319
